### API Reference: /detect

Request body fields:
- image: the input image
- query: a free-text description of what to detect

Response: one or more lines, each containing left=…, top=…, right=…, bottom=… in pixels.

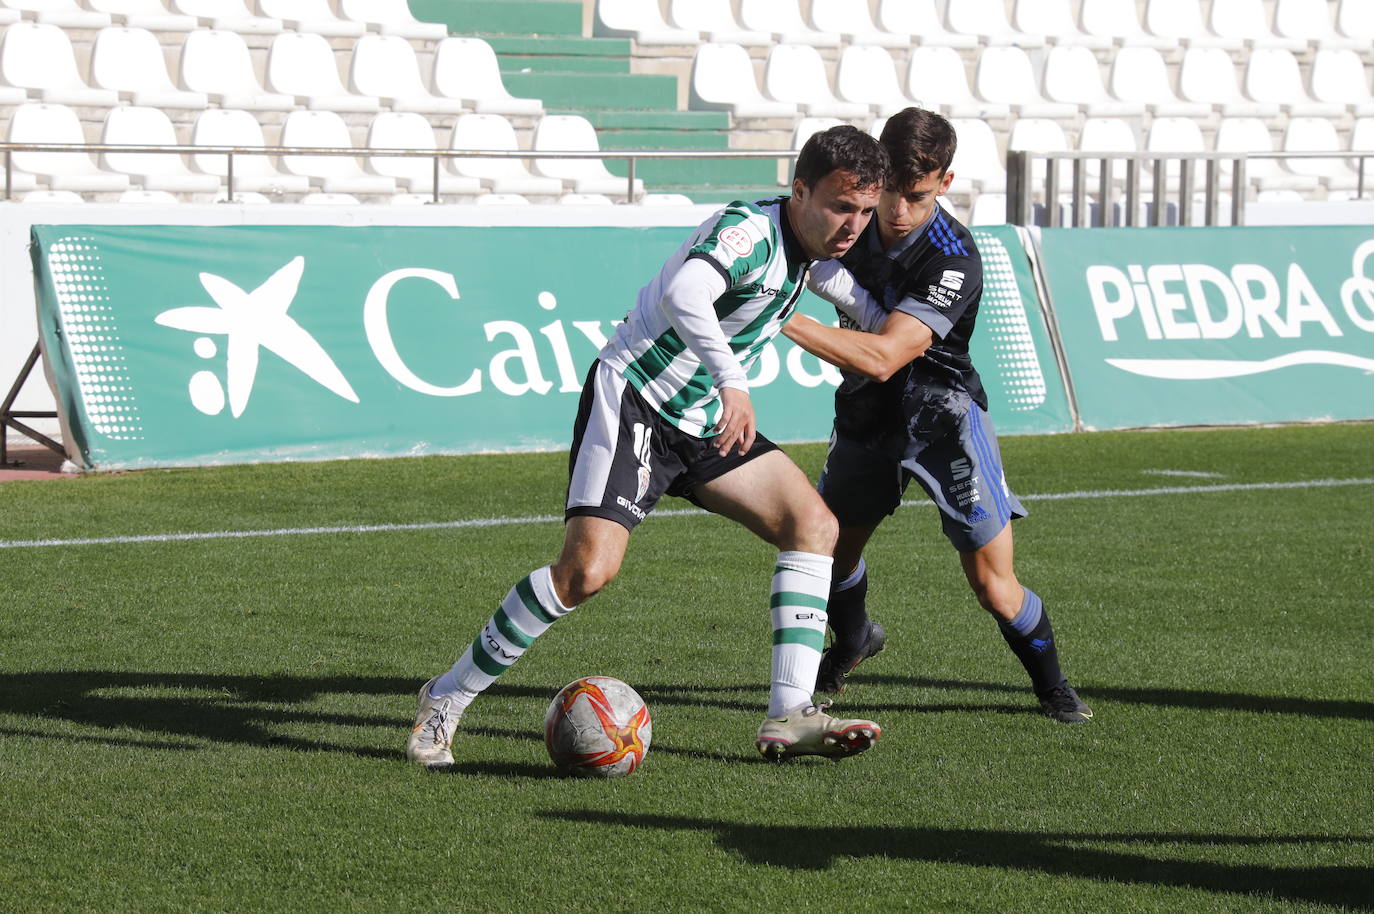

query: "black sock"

left=997, top=588, right=1066, bottom=695
left=828, top=560, right=870, bottom=649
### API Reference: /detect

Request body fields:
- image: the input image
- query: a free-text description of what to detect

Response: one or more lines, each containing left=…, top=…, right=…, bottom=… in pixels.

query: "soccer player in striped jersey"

left=786, top=109, right=1093, bottom=723
left=408, top=127, right=891, bottom=768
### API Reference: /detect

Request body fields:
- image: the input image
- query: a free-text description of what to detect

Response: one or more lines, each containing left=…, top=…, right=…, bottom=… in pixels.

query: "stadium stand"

left=188, top=107, right=310, bottom=195
left=90, top=26, right=208, bottom=110
left=257, top=0, right=365, bottom=38
left=689, top=42, right=797, bottom=119
left=738, top=0, right=840, bottom=47
left=834, top=44, right=911, bottom=116
left=363, top=111, right=479, bottom=196
left=87, top=0, right=196, bottom=33
left=972, top=46, right=1076, bottom=120
left=667, top=0, right=771, bottom=46
left=8, top=102, right=128, bottom=192
left=763, top=44, right=868, bottom=119
left=1, top=22, right=119, bottom=107
left=99, top=105, right=219, bottom=192
left=448, top=112, right=562, bottom=198
left=946, top=0, right=1045, bottom=48
left=532, top=114, right=644, bottom=198
left=266, top=31, right=381, bottom=112
left=430, top=37, right=542, bottom=116
left=808, top=0, right=907, bottom=48
left=905, top=46, right=1008, bottom=120
left=278, top=109, right=396, bottom=195
left=177, top=29, right=294, bottom=110
left=878, top=0, right=976, bottom=49
left=3, top=0, right=109, bottom=29
left=169, top=0, right=282, bottom=35
left=1012, top=0, right=1109, bottom=49
left=349, top=34, right=465, bottom=115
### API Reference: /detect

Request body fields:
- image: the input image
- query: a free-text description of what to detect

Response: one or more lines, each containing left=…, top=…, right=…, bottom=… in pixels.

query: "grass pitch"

left=0, top=424, right=1371, bottom=913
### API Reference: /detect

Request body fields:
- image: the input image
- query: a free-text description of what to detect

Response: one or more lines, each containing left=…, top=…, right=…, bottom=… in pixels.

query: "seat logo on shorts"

left=632, top=422, right=653, bottom=503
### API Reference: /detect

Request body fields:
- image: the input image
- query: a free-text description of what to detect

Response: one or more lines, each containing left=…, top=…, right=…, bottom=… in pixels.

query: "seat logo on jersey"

left=718, top=226, right=755, bottom=257
left=632, top=422, right=653, bottom=503
left=940, top=270, right=965, bottom=290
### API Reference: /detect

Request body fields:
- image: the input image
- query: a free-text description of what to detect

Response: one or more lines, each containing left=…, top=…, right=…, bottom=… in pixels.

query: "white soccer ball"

left=544, top=676, right=652, bottom=777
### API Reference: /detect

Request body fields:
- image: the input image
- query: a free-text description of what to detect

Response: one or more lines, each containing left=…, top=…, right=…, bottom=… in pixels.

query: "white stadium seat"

left=973, top=46, right=1076, bottom=119
left=1041, top=45, right=1143, bottom=117
left=256, top=0, right=365, bottom=37
left=8, top=102, right=129, bottom=192
left=0, top=22, right=119, bottom=107
left=1308, top=49, right=1374, bottom=117
left=1210, top=0, right=1306, bottom=50
left=593, top=0, right=697, bottom=45
left=668, top=0, right=770, bottom=46
left=791, top=116, right=842, bottom=150
left=279, top=109, right=397, bottom=195
left=1177, top=47, right=1279, bottom=118
left=1008, top=117, right=1073, bottom=186
left=1013, top=0, right=1110, bottom=49
left=448, top=113, right=562, bottom=196
left=1273, top=0, right=1363, bottom=49
left=906, top=46, right=1008, bottom=120
left=1213, top=116, right=1318, bottom=192
left=1108, top=46, right=1211, bottom=117
left=879, top=0, right=976, bottom=49
left=90, top=27, right=208, bottom=109
left=178, top=29, right=294, bottom=110
left=947, top=0, right=1044, bottom=48
left=168, top=0, right=281, bottom=33
left=1145, top=116, right=1207, bottom=186
left=949, top=118, right=1006, bottom=191
left=834, top=45, right=911, bottom=116
left=349, top=34, right=465, bottom=114
left=99, top=105, right=220, bottom=192
left=2, top=0, right=109, bottom=28
left=689, top=42, right=796, bottom=118
left=336, top=0, right=446, bottom=40
left=364, top=112, right=480, bottom=195
left=1079, top=0, right=1174, bottom=49
left=189, top=108, right=309, bottom=194
left=763, top=44, right=867, bottom=118
left=532, top=114, right=643, bottom=197
left=1143, top=0, right=1241, bottom=49
left=1243, top=47, right=1345, bottom=118
left=86, top=0, right=196, bottom=32
left=0, top=161, right=37, bottom=191
left=431, top=37, right=542, bottom=116
left=809, top=0, right=906, bottom=48
left=1077, top=116, right=1139, bottom=183
left=1335, top=0, right=1374, bottom=41
left=738, top=0, right=839, bottom=47
left=1282, top=117, right=1362, bottom=190
left=267, top=31, right=381, bottom=112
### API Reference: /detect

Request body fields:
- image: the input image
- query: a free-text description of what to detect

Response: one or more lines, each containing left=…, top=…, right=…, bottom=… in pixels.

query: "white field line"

left=1, top=476, right=1371, bottom=551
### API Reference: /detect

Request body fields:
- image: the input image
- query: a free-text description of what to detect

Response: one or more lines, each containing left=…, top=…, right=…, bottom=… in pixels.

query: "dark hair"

left=879, top=107, right=957, bottom=190
left=793, top=125, right=889, bottom=192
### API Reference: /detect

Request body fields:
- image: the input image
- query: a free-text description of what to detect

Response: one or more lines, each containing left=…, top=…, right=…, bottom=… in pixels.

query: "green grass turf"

left=0, top=424, right=1371, bottom=913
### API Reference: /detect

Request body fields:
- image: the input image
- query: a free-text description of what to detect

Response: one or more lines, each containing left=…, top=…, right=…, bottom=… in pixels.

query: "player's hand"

left=713, top=387, right=756, bottom=456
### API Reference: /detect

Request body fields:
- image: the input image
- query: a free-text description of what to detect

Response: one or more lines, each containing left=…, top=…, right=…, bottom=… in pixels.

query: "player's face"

left=877, top=169, right=955, bottom=249
left=790, top=169, right=881, bottom=260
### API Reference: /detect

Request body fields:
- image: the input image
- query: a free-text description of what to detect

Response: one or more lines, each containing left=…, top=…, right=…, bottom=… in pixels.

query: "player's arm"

left=804, top=258, right=888, bottom=332
left=658, top=256, right=755, bottom=455
left=783, top=307, right=934, bottom=383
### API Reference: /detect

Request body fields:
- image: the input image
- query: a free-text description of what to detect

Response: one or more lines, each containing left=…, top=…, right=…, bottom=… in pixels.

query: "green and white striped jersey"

left=599, top=197, right=810, bottom=437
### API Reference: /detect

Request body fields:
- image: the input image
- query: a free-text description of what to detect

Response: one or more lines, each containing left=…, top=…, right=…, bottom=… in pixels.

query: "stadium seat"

left=86, top=0, right=196, bottom=32
left=1281, top=117, right=1362, bottom=190
left=0, top=23, right=119, bottom=107
left=168, top=0, right=281, bottom=33
left=100, top=106, right=220, bottom=192
left=1013, top=0, right=1110, bottom=49
left=474, top=193, right=530, bottom=205
left=430, top=37, right=542, bottom=116
left=877, top=0, right=976, bottom=48
left=257, top=0, right=365, bottom=37
left=738, top=0, right=839, bottom=47
left=0, top=7, right=15, bottom=25
left=267, top=32, right=381, bottom=112
left=1077, top=116, right=1139, bottom=183
left=22, top=189, right=85, bottom=202
left=967, top=192, right=1008, bottom=225
left=835, top=45, right=911, bottom=117
left=791, top=115, right=842, bottom=150
left=1348, top=118, right=1374, bottom=190
left=90, top=27, right=208, bottom=109
left=532, top=114, right=644, bottom=198
left=1079, top=0, right=1174, bottom=48
left=1145, top=115, right=1207, bottom=186
left=1108, top=46, right=1211, bottom=117
left=593, top=0, right=697, bottom=45
left=689, top=43, right=796, bottom=118
left=1177, top=47, right=1279, bottom=118
left=668, top=0, right=770, bottom=45
left=364, top=111, right=480, bottom=195
left=946, top=0, right=1044, bottom=47
left=973, top=46, right=1076, bottom=119
left=906, top=46, right=1009, bottom=120
left=0, top=162, right=37, bottom=192
left=638, top=193, right=695, bottom=206
left=2, top=0, right=109, bottom=28
left=809, top=0, right=906, bottom=48
left=118, top=189, right=179, bottom=203
left=448, top=113, right=562, bottom=196
left=1308, top=49, right=1374, bottom=117
left=1008, top=117, right=1073, bottom=187
left=763, top=44, right=867, bottom=118
left=349, top=35, right=464, bottom=114
left=948, top=118, right=1005, bottom=191
left=189, top=108, right=310, bottom=193
left=336, top=0, right=446, bottom=40
left=1273, top=0, right=1364, bottom=49
left=558, top=193, right=614, bottom=205
left=1209, top=0, right=1306, bottom=50
left=177, top=29, right=294, bottom=110
left=1243, top=48, right=1345, bottom=118
left=1041, top=45, right=1143, bottom=117
left=1335, top=0, right=1374, bottom=41
left=1213, top=116, right=1319, bottom=192
left=868, top=116, right=887, bottom=138
left=279, top=110, right=396, bottom=194
left=8, top=103, right=129, bottom=192
left=1143, top=0, right=1241, bottom=49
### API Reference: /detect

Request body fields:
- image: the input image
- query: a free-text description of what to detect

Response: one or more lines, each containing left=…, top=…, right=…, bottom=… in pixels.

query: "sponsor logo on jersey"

left=940, top=270, right=965, bottom=290
left=927, top=283, right=961, bottom=310
left=969, top=505, right=990, bottom=523
left=718, top=225, right=755, bottom=257
left=950, top=457, right=972, bottom=481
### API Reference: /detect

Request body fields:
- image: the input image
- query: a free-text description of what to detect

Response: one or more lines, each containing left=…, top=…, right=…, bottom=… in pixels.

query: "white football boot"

left=756, top=700, right=881, bottom=761
left=406, top=676, right=461, bottom=768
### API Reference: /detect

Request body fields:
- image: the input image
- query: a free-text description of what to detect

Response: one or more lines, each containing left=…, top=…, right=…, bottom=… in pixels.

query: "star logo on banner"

left=154, top=257, right=359, bottom=417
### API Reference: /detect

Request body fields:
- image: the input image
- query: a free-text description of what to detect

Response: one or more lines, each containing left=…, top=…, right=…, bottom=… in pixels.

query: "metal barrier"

left=1005, top=149, right=1374, bottom=227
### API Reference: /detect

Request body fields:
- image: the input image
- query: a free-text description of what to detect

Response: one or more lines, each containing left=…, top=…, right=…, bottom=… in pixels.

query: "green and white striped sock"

left=431, top=565, right=573, bottom=708
left=768, top=550, right=831, bottom=718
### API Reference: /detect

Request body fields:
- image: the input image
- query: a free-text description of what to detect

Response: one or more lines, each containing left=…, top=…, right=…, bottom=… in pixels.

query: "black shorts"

left=565, top=361, right=779, bottom=530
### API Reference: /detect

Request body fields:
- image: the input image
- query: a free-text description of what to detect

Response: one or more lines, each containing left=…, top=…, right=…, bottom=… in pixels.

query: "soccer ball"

left=544, top=676, right=652, bottom=777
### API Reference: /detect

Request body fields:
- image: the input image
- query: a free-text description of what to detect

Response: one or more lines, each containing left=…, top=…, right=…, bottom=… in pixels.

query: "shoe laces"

left=423, top=702, right=453, bottom=747
left=1040, top=685, right=1080, bottom=710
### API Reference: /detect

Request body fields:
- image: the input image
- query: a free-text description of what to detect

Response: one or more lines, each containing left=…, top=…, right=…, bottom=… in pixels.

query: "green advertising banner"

left=1040, top=226, right=1374, bottom=429
left=32, top=222, right=1070, bottom=470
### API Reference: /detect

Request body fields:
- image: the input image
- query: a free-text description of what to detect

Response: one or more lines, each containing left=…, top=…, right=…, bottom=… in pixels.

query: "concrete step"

left=408, top=0, right=582, bottom=37
left=502, top=71, right=677, bottom=110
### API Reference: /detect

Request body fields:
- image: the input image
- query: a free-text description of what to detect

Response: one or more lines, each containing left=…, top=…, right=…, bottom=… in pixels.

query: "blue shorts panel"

left=818, top=406, right=1026, bottom=552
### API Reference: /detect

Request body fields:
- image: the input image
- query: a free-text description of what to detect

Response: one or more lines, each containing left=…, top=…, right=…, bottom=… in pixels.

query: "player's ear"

left=937, top=170, right=954, bottom=196
left=791, top=177, right=808, bottom=201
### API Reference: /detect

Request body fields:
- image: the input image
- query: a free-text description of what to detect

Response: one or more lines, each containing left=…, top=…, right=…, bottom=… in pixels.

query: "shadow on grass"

left=540, top=811, right=1374, bottom=910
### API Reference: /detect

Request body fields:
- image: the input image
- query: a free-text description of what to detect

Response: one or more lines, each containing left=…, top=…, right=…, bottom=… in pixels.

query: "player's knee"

left=786, top=500, right=838, bottom=555
left=970, top=575, right=1021, bottom=619
left=553, top=558, right=620, bottom=606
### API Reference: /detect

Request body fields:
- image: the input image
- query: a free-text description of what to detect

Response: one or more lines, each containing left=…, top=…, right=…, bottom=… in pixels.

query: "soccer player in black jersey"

left=785, top=108, right=1092, bottom=723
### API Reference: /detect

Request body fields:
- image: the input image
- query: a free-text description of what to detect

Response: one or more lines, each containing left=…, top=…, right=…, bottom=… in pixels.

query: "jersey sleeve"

left=891, top=251, right=983, bottom=340
left=805, top=258, right=889, bottom=333
left=686, top=205, right=775, bottom=288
